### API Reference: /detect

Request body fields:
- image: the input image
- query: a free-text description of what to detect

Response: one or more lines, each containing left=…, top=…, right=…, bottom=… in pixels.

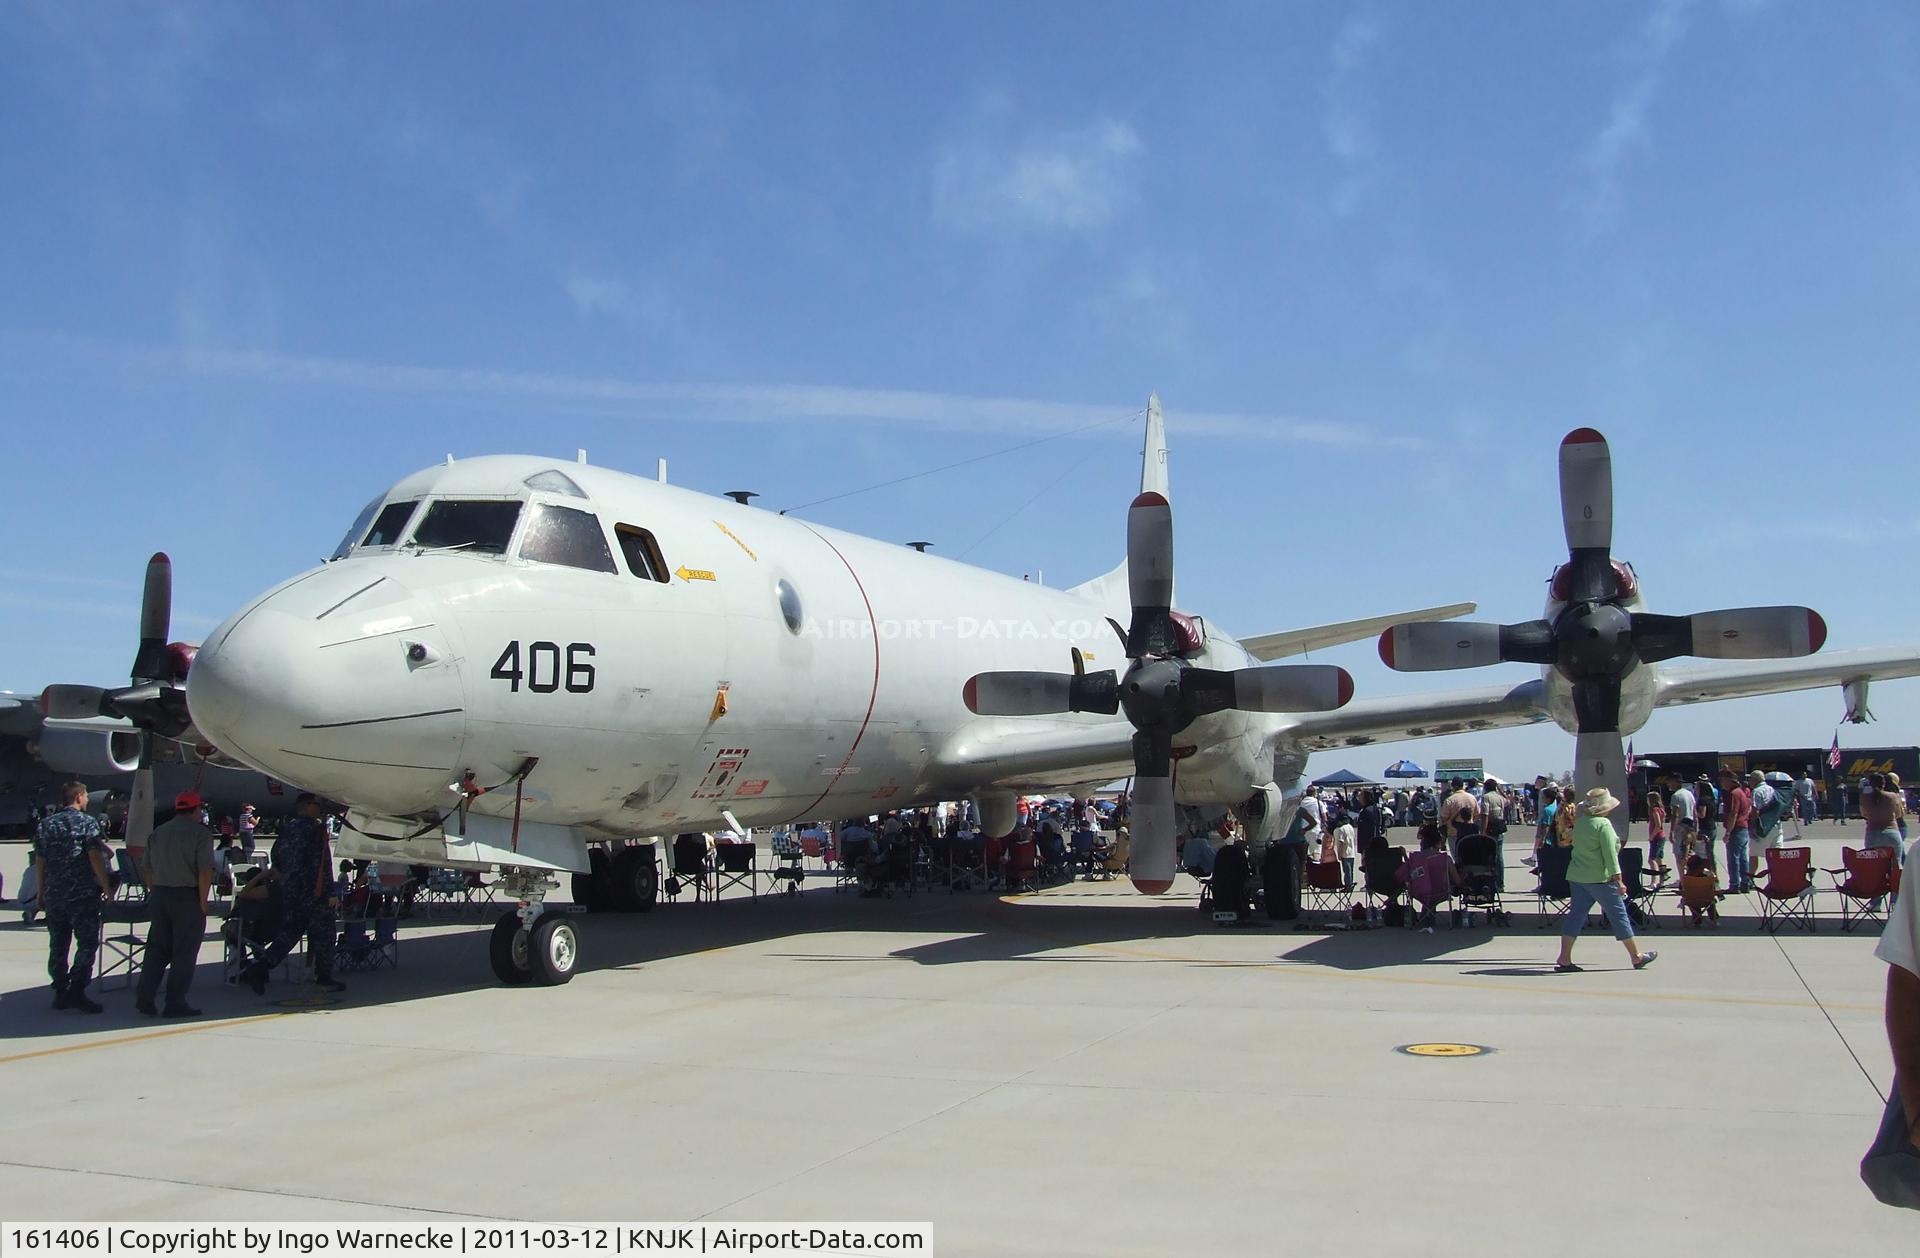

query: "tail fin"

left=1070, top=394, right=1166, bottom=606
left=1140, top=392, right=1168, bottom=499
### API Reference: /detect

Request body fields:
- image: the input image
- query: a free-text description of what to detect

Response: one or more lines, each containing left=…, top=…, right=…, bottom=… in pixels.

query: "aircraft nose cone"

left=189, top=567, right=467, bottom=813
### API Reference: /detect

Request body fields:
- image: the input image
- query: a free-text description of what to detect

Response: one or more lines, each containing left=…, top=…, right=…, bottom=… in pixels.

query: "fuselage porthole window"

left=615, top=524, right=670, bottom=583
left=520, top=503, right=617, bottom=574
left=408, top=499, right=521, bottom=555
left=362, top=499, right=422, bottom=549
left=776, top=578, right=804, bottom=634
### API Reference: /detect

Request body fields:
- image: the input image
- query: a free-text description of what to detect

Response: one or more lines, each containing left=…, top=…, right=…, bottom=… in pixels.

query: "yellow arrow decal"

left=676, top=566, right=717, bottom=582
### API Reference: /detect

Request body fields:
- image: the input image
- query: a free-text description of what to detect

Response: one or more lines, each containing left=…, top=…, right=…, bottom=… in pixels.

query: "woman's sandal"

left=1633, top=951, right=1659, bottom=970
left=1553, top=962, right=1583, bottom=973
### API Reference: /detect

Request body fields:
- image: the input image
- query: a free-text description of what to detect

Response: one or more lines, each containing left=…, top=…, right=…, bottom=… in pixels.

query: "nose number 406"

left=491, top=641, right=596, bottom=694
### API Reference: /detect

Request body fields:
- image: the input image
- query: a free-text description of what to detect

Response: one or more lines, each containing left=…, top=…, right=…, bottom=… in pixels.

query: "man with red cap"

left=136, top=790, right=215, bottom=1016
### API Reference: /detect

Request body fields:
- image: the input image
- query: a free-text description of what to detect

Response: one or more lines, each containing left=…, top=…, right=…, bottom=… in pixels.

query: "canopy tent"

left=1383, top=760, right=1427, bottom=779
left=1310, top=768, right=1380, bottom=787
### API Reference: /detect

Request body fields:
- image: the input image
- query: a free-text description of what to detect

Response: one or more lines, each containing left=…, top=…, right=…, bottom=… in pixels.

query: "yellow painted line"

left=712, top=520, right=758, bottom=561
left=0, top=1011, right=292, bottom=1066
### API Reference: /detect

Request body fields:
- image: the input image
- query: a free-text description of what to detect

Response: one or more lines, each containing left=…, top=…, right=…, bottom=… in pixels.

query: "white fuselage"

left=185, top=456, right=1274, bottom=846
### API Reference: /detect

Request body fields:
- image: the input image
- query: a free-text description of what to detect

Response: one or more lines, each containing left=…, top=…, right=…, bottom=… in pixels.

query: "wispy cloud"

left=933, top=104, right=1144, bottom=233
left=559, top=269, right=683, bottom=339
left=0, top=591, right=217, bottom=631
left=3, top=332, right=1417, bottom=451
left=1573, top=0, right=1699, bottom=237
left=1323, top=10, right=1387, bottom=217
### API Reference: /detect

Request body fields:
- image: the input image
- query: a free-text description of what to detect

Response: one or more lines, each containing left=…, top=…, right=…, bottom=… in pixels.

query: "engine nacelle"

left=33, top=724, right=141, bottom=775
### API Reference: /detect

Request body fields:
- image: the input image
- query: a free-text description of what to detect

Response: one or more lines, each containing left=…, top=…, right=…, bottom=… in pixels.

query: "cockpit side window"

left=361, top=500, right=421, bottom=548
left=331, top=496, right=382, bottom=561
left=409, top=500, right=521, bottom=555
left=615, top=524, right=670, bottom=583
left=519, top=503, right=617, bottom=574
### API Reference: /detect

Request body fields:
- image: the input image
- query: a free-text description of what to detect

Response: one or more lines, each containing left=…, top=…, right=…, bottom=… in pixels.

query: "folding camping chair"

left=1825, top=846, right=1896, bottom=933
left=1532, top=844, right=1574, bottom=928
left=1301, top=858, right=1349, bottom=917
left=947, top=832, right=989, bottom=891
left=1361, top=846, right=1409, bottom=927
left=667, top=834, right=714, bottom=903
left=1755, top=846, right=1817, bottom=933
left=712, top=841, right=759, bottom=899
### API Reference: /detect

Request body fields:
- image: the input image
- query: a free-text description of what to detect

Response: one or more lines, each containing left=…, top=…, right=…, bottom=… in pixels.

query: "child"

left=1400, top=823, right=1463, bottom=933
left=1679, top=855, right=1720, bottom=927
left=1647, top=790, right=1669, bottom=879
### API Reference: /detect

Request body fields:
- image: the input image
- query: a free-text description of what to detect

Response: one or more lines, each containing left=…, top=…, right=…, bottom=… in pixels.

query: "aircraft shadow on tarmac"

left=0, top=884, right=1804, bottom=1042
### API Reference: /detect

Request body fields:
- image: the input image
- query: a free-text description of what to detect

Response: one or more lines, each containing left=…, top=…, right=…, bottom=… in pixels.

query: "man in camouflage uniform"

left=238, top=794, right=345, bottom=994
left=33, top=780, right=113, bottom=1013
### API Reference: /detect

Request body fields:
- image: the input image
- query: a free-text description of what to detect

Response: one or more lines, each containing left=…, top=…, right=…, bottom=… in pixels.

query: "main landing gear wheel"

left=528, top=915, right=579, bottom=986
left=610, top=846, right=659, bottom=913
left=573, top=847, right=612, bottom=912
left=489, top=915, right=532, bottom=985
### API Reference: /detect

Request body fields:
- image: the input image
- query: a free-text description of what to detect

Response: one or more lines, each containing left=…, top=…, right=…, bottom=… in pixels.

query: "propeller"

left=967, top=490, right=1354, bottom=894
left=1378, top=429, right=1827, bottom=835
left=40, top=553, right=194, bottom=848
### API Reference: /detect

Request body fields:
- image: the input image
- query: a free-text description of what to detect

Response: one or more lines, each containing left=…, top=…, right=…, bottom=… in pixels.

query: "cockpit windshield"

left=518, top=503, right=616, bottom=573
left=330, top=496, right=382, bottom=561
left=408, top=500, right=522, bottom=555
left=362, top=500, right=420, bottom=548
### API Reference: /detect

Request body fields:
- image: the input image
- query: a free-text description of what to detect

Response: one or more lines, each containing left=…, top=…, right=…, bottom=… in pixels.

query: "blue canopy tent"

left=1383, top=759, right=1427, bottom=779
left=1310, top=768, right=1379, bottom=788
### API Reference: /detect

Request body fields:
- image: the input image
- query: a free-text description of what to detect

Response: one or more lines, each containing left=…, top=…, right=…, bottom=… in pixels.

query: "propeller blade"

left=1125, top=491, right=1179, bottom=657
left=1185, top=664, right=1354, bottom=715
left=1570, top=674, right=1623, bottom=735
left=40, top=684, right=113, bottom=720
left=1558, top=429, right=1612, bottom=555
left=1377, top=620, right=1557, bottom=671
left=1128, top=733, right=1176, bottom=894
left=1634, top=607, right=1827, bottom=663
left=131, top=552, right=173, bottom=684
left=1572, top=730, right=1630, bottom=842
left=126, top=735, right=156, bottom=850
left=962, top=670, right=1119, bottom=716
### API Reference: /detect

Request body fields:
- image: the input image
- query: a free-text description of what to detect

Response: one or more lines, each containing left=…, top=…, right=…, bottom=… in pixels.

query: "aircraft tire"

left=610, top=846, right=659, bottom=914
left=528, top=915, right=579, bottom=986
left=489, top=914, right=533, bottom=985
left=573, top=847, right=612, bottom=912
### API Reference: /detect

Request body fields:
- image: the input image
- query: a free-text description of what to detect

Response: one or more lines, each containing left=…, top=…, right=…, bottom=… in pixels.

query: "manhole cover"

left=1395, top=1042, right=1491, bottom=1058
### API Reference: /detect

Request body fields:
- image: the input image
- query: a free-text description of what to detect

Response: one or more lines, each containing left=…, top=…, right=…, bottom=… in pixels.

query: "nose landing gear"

left=489, top=869, right=580, bottom=986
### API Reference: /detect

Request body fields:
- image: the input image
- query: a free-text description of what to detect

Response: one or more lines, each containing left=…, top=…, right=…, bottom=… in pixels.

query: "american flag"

left=1624, top=741, right=1636, bottom=775
left=1828, top=732, right=1842, bottom=771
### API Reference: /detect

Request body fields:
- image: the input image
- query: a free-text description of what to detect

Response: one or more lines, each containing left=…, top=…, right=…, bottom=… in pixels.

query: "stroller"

left=1453, top=832, right=1510, bottom=926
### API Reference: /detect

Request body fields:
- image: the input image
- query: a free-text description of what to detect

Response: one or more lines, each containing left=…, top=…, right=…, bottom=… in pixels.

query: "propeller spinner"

left=1377, top=429, right=1826, bottom=834
left=966, top=491, right=1353, bottom=893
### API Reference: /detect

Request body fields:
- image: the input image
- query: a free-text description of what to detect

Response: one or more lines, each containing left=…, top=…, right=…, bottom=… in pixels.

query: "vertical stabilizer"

left=1070, top=395, right=1169, bottom=609
left=1141, top=393, right=1169, bottom=499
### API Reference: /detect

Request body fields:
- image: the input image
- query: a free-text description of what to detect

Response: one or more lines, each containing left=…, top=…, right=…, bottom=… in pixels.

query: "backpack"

left=1406, top=855, right=1437, bottom=898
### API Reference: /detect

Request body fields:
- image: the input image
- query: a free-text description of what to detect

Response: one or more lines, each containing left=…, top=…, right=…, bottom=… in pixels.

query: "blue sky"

left=4, top=1, right=1917, bottom=780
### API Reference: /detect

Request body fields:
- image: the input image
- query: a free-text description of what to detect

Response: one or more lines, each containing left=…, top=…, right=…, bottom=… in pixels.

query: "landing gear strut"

left=490, top=869, right=579, bottom=986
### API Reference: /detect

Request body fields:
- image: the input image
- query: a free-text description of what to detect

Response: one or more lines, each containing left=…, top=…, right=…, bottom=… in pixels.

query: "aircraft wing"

left=1282, top=679, right=1552, bottom=752
left=1239, top=603, right=1476, bottom=662
left=934, top=719, right=1137, bottom=793
left=1654, top=646, right=1920, bottom=709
